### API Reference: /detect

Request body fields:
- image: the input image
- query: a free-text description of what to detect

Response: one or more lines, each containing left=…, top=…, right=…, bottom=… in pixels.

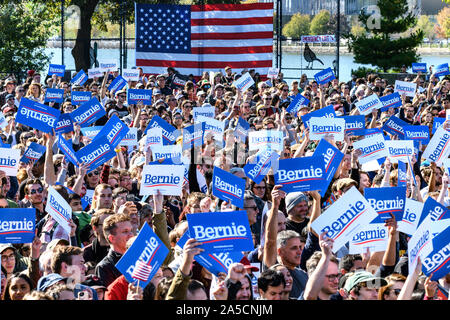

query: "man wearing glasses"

left=302, top=233, right=341, bottom=300
left=18, top=178, right=46, bottom=223
left=155, top=74, right=172, bottom=97
left=113, top=89, right=128, bottom=119
left=14, top=85, right=25, bottom=108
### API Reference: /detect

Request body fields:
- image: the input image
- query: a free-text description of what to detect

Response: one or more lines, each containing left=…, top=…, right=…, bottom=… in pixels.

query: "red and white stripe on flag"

left=131, top=260, right=153, bottom=282
left=135, top=2, right=274, bottom=78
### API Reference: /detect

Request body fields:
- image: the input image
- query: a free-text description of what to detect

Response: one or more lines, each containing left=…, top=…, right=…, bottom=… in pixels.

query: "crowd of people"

left=0, top=62, right=449, bottom=302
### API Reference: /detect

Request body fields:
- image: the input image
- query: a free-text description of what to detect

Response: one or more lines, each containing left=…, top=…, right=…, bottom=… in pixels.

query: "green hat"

left=344, top=271, right=388, bottom=292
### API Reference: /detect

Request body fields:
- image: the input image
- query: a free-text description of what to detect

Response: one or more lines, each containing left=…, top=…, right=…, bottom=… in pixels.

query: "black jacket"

left=95, top=248, right=123, bottom=288
left=83, top=237, right=109, bottom=265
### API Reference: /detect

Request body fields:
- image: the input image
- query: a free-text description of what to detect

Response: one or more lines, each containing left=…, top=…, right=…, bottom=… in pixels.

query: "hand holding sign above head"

left=271, top=185, right=286, bottom=208
left=424, top=276, right=438, bottom=299
left=75, top=161, right=89, bottom=177
left=181, top=238, right=204, bottom=276
left=384, top=216, right=397, bottom=237
left=319, top=231, right=334, bottom=257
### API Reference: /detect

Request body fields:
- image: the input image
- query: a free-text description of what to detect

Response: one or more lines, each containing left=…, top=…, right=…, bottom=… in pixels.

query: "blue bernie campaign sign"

left=94, top=114, right=129, bottom=149
left=380, top=92, right=402, bottom=112
left=364, top=186, right=406, bottom=222
left=44, top=88, right=64, bottom=104
left=182, top=122, right=205, bottom=151
left=57, top=135, right=79, bottom=166
left=115, top=223, right=169, bottom=289
left=48, top=64, right=65, bottom=77
left=186, top=211, right=254, bottom=253
left=71, top=91, right=92, bottom=106
left=382, top=115, right=408, bottom=138
left=127, top=89, right=152, bottom=105
left=195, top=251, right=244, bottom=277
left=313, top=139, right=344, bottom=197
left=20, top=142, right=46, bottom=164
left=0, top=209, right=35, bottom=243
left=274, top=156, right=326, bottom=193
left=340, top=115, right=365, bottom=136
left=422, top=225, right=450, bottom=281
left=432, top=117, right=445, bottom=134
left=70, top=69, right=88, bottom=86
left=403, top=125, right=430, bottom=144
left=244, top=148, right=280, bottom=184
left=75, top=135, right=115, bottom=173
left=397, top=161, right=407, bottom=187
left=300, top=105, right=336, bottom=129
left=412, top=63, right=427, bottom=73
left=65, top=187, right=90, bottom=211
left=80, top=126, right=102, bottom=140
left=434, top=63, right=450, bottom=77
left=212, top=166, right=245, bottom=209
left=286, top=93, right=310, bottom=114
left=314, top=67, right=336, bottom=85
left=234, top=117, right=250, bottom=143
left=350, top=128, right=382, bottom=137
left=55, top=113, right=74, bottom=135
left=16, top=98, right=60, bottom=133
left=70, top=97, right=106, bottom=128
left=108, top=75, right=127, bottom=93
left=176, top=230, right=245, bottom=276
left=418, top=196, right=450, bottom=227
left=145, top=115, right=178, bottom=145
left=175, top=230, right=190, bottom=251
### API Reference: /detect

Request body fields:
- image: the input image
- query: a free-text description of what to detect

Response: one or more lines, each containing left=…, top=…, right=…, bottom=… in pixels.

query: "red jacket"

left=105, top=275, right=129, bottom=300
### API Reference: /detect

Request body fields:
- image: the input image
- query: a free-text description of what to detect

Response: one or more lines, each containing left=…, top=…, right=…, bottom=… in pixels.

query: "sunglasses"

left=30, top=187, right=43, bottom=194
left=88, top=171, right=100, bottom=177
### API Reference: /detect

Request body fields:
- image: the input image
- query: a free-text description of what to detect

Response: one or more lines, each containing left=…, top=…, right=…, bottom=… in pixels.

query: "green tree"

left=347, top=0, right=424, bottom=72
left=415, top=15, right=436, bottom=40
left=4, top=0, right=177, bottom=72
left=0, top=2, right=55, bottom=80
left=282, top=13, right=310, bottom=39
left=310, top=10, right=330, bottom=35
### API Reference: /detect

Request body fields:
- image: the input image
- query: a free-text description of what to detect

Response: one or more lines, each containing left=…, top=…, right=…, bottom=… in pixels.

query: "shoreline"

left=46, top=40, right=450, bottom=56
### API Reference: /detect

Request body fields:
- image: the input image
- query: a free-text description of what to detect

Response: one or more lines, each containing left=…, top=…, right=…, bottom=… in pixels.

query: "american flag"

left=131, top=260, right=153, bottom=282
left=135, top=2, right=274, bottom=78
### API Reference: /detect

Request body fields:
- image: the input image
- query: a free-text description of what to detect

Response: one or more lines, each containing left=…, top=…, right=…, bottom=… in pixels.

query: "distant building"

left=258, top=0, right=445, bottom=17
left=259, top=0, right=346, bottom=16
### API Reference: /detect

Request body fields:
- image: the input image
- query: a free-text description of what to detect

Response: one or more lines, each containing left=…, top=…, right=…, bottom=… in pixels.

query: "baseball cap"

left=46, top=238, right=70, bottom=252
left=0, top=243, right=16, bottom=254
left=36, top=273, right=67, bottom=292
left=82, top=274, right=107, bottom=291
left=240, top=256, right=259, bottom=272
left=156, top=74, right=167, bottom=80
left=336, top=178, right=358, bottom=192
left=3, top=106, right=15, bottom=114
left=197, top=90, right=206, bottom=97
left=153, top=88, right=162, bottom=95
left=5, top=93, right=14, bottom=100
left=344, top=271, right=387, bottom=292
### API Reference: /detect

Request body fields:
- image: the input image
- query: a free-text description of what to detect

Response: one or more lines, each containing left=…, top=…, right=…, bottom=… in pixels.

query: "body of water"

left=45, top=47, right=449, bottom=83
